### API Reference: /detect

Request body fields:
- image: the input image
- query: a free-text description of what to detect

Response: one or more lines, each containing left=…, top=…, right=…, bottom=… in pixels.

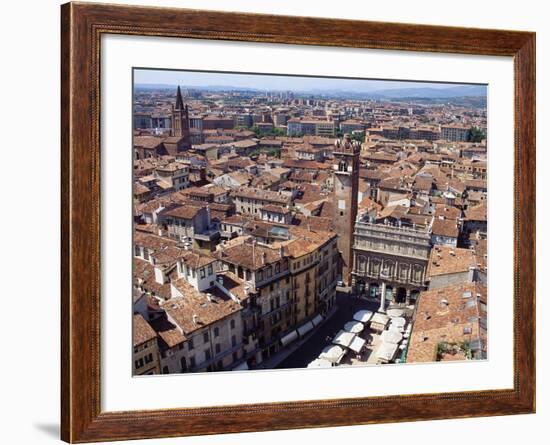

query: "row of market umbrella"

left=307, top=310, right=375, bottom=368
left=374, top=310, right=410, bottom=363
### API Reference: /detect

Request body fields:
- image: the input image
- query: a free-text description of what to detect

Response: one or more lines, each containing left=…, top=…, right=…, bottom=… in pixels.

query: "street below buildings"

left=276, top=288, right=379, bottom=369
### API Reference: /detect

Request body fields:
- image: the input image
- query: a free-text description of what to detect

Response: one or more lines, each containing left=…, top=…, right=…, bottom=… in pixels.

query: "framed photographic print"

left=61, top=2, right=535, bottom=442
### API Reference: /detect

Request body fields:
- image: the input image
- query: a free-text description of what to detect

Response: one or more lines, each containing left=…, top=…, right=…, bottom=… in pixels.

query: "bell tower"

left=171, top=86, right=191, bottom=149
left=332, top=134, right=360, bottom=285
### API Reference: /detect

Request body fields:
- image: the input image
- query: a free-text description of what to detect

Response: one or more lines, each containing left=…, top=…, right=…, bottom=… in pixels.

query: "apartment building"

left=441, top=124, right=471, bottom=142
left=133, top=314, right=161, bottom=375
left=233, top=187, right=292, bottom=217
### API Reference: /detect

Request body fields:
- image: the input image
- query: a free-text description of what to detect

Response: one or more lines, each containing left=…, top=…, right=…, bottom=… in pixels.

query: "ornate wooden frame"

left=61, top=2, right=536, bottom=442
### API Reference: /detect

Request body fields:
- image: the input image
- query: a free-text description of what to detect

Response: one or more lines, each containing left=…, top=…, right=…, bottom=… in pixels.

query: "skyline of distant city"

left=134, top=68, right=487, bottom=95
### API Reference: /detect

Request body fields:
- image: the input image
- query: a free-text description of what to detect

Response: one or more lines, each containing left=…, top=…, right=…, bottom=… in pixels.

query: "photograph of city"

left=132, top=69, right=488, bottom=376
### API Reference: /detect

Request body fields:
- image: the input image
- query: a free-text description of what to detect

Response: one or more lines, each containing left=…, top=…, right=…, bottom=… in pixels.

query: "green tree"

left=468, top=127, right=486, bottom=142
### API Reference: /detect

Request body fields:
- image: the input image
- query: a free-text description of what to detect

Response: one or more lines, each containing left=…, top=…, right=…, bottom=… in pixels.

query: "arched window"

left=357, top=255, right=366, bottom=272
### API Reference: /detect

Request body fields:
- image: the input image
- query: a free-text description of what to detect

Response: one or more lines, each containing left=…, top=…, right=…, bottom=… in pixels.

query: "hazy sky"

left=134, top=68, right=479, bottom=93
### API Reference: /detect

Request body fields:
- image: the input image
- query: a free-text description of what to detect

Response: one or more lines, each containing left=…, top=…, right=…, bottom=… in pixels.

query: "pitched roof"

left=407, top=282, right=487, bottom=363
left=133, top=314, right=157, bottom=346
left=431, top=218, right=459, bottom=238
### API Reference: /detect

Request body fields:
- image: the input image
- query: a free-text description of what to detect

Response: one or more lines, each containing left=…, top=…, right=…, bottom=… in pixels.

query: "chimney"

left=192, top=314, right=199, bottom=325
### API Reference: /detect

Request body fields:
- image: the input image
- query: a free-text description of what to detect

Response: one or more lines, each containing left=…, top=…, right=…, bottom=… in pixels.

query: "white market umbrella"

left=320, top=345, right=345, bottom=364
left=353, top=310, right=374, bottom=323
left=389, top=324, right=405, bottom=334
left=376, top=342, right=399, bottom=362
left=332, top=330, right=357, bottom=348
left=390, top=317, right=406, bottom=329
left=344, top=321, right=365, bottom=334
left=307, top=358, right=332, bottom=368
left=349, top=336, right=367, bottom=353
left=380, top=329, right=403, bottom=344
left=387, top=308, right=404, bottom=318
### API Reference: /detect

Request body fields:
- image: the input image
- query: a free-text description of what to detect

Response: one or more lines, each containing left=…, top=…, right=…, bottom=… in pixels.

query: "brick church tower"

left=170, top=86, right=191, bottom=150
left=332, top=134, right=360, bottom=285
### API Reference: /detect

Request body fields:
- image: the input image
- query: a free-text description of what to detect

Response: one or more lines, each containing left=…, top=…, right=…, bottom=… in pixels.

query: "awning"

left=307, top=358, right=333, bottom=368
left=232, top=361, right=249, bottom=371
left=344, top=321, right=364, bottom=334
left=280, top=330, right=299, bottom=346
left=349, top=336, right=366, bottom=353
left=353, top=310, right=374, bottom=323
left=297, top=321, right=314, bottom=337
left=332, top=330, right=356, bottom=348
left=311, top=314, right=324, bottom=326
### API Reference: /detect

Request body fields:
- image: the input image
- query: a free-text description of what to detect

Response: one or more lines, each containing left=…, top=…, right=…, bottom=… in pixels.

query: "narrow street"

left=276, top=289, right=379, bottom=369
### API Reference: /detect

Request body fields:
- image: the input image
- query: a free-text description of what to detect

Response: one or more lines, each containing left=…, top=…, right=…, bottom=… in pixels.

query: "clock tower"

left=332, top=134, right=360, bottom=285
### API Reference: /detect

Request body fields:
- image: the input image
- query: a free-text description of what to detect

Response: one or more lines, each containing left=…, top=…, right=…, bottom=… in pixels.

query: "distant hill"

left=135, top=83, right=177, bottom=90
left=370, top=85, right=487, bottom=98
left=134, top=83, right=487, bottom=98
left=135, top=83, right=260, bottom=92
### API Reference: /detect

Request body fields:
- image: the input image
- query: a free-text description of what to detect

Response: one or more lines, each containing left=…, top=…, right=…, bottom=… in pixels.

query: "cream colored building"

left=133, top=314, right=161, bottom=375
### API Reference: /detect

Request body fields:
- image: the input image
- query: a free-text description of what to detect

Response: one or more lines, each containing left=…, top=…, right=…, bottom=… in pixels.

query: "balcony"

left=353, top=244, right=429, bottom=261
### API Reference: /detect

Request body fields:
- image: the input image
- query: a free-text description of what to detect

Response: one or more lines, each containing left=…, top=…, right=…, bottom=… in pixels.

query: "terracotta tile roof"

left=162, top=205, right=203, bottom=220
left=218, top=241, right=283, bottom=270
left=407, top=282, right=487, bottom=363
left=162, top=280, right=242, bottom=335
left=358, top=197, right=383, bottom=213
left=282, top=159, right=331, bottom=170
left=464, top=202, right=487, bottom=221
left=149, top=315, right=186, bottom=348
left=215, top=271, right=249, bottom=302
left=434, top=204, right=461, bottom=220
left=427, top=246, right=476, bottom=277
left=431, top=218, right=459, bottom=238
left=134, top=259, right=173, bottom=300
left=134, top=135, right=164, bottom=149
left=234, top=187, right=291, bottom=205
left=292, top=215, right=334, bottom=232
left=133, top=314, right=157, bottom=346
left=262, top=204, right=291, bottom=214
left=134, top=231, right=177, bottom=251
left=179, top=250, right=216, bottom=269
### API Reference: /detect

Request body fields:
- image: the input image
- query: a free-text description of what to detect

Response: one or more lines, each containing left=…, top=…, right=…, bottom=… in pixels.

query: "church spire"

left=175, top=85, right=184, bottom=110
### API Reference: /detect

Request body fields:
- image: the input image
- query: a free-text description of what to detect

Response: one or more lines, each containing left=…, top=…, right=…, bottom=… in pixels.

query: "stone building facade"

left=352, top=216, right=431, bottom=309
